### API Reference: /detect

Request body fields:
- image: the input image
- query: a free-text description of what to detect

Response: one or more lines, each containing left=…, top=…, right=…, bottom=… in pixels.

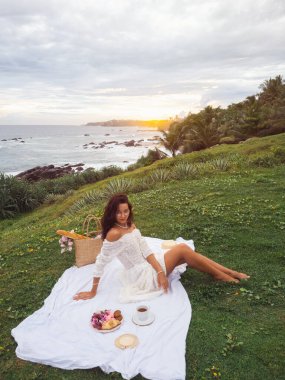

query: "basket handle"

left=82, top=215, right=102, bottom=237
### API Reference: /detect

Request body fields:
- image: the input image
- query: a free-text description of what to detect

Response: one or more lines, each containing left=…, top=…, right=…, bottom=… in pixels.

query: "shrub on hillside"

left=50, top=174, right=86, bottom=194
left=127, top=149, right=162, bottom=171
left=248, top=153, right=278, bottom=168
left=0, top=173, right=42, bottom=218
left=81, top=168, right=102, bottom=183
left=100, top=165, right=123, bottom=179
left=0, top=164, right=124, bottom=219
left=271, top=147, right=285, bottom=163
left=0, top=176, right=18, bottom=218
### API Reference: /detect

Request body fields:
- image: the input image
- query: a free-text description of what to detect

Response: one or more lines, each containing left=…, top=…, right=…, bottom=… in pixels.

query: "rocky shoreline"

left=16, top=163, right=86, bottom=181
left=82, top=136, right=160, bottom=149
left=6, top=134, right=162, bottom=181
left=1, top=137, right=26, bottom=143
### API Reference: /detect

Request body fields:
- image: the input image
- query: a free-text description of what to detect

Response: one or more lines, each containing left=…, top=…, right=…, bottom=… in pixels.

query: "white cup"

left=136, top=305, right=149, bottom=322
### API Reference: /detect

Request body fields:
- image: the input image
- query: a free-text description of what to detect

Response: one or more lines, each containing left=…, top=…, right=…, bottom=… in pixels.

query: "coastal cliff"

left=85, top=119, right=171, bottom=129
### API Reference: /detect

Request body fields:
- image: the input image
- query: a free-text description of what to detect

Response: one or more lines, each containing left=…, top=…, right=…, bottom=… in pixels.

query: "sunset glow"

left=0, top=0, right=284, bottom=125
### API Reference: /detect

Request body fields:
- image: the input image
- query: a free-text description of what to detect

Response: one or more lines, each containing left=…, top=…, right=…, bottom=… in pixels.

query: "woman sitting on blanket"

left=73, top=194, right=249, bottom=303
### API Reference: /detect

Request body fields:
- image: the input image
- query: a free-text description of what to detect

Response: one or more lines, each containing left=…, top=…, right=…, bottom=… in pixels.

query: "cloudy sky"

left=0, top=0, right=284, bottom=125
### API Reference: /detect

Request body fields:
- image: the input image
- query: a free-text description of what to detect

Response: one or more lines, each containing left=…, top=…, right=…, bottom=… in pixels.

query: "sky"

left=0, top=0, right=284, bottom=125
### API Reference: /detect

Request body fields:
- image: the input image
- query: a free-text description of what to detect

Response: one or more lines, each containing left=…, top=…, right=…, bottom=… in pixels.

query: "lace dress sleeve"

left=137, top=229, right=153, bottom=259
left=93, top=239, right=124, bottom=277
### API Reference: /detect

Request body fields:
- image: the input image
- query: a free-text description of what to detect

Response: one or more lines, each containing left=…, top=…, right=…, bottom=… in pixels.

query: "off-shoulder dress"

left=93, top=228, right=167, bottom=303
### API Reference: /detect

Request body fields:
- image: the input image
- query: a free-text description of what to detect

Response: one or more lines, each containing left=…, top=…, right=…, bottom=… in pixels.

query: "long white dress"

left=93, top=228, right=168, bottom=303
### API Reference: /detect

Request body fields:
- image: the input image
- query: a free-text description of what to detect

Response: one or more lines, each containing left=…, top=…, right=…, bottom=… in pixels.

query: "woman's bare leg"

left=164, top=243, right=240, bottom=283
left=199, top=255, right=250, bottom=280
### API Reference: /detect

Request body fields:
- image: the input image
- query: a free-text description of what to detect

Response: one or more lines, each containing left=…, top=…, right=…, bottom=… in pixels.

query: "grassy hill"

left=1, top=134, right=285, bottom=379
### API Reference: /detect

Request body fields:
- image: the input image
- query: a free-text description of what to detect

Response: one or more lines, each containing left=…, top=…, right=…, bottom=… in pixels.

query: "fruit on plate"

left=114, top=310, right=123, bottom=321
left=91, top=309, right=123, bottom=330
left=101, top=319, right=120, bottom=330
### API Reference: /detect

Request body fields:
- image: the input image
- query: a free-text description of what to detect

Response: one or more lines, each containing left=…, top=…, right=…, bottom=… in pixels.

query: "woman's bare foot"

left=214, top=272, right=240, bottom=283
left=229, top=271, right=250, bottom=280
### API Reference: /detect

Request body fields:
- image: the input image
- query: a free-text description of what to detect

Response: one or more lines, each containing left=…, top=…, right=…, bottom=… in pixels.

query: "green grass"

left=1, top=134, right=285, bottom=379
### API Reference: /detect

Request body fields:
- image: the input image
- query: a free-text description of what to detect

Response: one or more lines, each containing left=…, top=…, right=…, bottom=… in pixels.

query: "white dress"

left=93, top=228, right=167, bottom=303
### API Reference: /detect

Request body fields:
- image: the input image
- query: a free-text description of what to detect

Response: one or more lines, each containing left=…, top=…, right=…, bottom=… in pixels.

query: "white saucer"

left=132, top=311, right=155, bottom=326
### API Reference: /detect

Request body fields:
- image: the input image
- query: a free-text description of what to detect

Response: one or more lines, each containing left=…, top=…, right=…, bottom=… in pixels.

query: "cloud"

left=0, top=0, right=284, bottom=124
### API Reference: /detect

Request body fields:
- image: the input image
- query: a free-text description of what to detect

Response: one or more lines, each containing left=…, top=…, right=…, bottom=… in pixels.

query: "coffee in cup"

left=136, top=305, right=149, bottom=322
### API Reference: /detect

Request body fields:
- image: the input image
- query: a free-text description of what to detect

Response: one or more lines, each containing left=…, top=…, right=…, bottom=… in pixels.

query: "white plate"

left=132, top=311, right=155, bottom=326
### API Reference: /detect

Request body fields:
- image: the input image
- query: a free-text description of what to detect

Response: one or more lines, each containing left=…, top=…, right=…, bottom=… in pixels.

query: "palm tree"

left=257, top=75, right=285, bottom=135
left=159, top=122, right=186, bottom=157
left=259, top=75, right=284, bottom=105
left=182, top=106, right=222, bottom=152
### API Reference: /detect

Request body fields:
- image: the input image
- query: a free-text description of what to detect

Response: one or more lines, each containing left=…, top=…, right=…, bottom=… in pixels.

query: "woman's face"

left=116, top=203, right=130, bottom=225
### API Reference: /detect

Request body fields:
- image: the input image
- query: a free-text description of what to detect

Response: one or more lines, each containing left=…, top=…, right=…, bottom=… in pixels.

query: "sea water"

left=0, top=125, right=162, bottom=175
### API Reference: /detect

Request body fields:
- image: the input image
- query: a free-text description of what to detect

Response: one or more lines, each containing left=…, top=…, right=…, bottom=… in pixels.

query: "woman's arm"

left=137, top=229, right=169, bottom=292
left=146, top=254, right=169, bottom=293
left=73, top=277, right=101, bottom=300
left=73, top=229, right=123, bottom=301
left=146, top=254, right=163, bottom=273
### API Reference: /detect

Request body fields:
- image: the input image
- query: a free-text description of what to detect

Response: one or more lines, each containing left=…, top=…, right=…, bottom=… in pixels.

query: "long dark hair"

left=101, top=194, right=133, bottom=240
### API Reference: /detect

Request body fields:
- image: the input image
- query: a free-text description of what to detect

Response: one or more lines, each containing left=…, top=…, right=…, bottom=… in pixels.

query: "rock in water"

left=16, top=163, right=83, bottom=181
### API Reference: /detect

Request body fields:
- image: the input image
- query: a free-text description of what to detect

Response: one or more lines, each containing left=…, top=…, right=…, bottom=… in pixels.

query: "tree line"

left=160, top=75, right=285, bottom=156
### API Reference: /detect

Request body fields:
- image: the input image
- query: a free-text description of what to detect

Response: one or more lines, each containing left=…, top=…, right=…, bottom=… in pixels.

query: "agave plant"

left=173, top=162, right=199, bottom=179
left=65, top=190, right=103, bottom=216
left=102, top=178, right=134, bottom=198
left=209, top=158, right=230, bottom=171
left=83, top=190, right=104, bottom=204
left=65, top=199, right=89, bottom=216
left=148, top=169, right=170, bottom=183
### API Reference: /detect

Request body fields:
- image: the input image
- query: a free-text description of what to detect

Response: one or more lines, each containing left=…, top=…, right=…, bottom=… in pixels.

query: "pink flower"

left=58, top=233, right=74, bottom=254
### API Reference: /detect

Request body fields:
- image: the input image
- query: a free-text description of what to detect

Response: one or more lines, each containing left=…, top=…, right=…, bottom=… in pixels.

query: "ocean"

left=0, top=125, right=162, bottom=175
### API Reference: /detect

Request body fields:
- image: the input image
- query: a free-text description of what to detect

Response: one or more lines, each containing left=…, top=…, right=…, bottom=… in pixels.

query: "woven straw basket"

left=74, top=215, right=103, bottom=267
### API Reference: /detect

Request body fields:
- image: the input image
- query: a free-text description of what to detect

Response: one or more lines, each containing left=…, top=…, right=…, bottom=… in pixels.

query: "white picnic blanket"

left=11, top=237, right=194, bottom=380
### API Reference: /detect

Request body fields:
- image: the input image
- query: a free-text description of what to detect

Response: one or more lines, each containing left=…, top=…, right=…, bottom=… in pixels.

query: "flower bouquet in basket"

left=59, top=232, right=74, bottom=254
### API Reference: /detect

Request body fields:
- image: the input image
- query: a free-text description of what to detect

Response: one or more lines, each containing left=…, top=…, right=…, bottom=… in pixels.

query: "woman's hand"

left=73, top=290, right=96, bottom=301
left=157, top=272, right=169, bottom=293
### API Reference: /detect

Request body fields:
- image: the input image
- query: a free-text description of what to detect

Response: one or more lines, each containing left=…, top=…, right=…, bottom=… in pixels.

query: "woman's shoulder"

left=105, top=225, right=138, bottom=242
left=105, top=228, right=122, bottom=242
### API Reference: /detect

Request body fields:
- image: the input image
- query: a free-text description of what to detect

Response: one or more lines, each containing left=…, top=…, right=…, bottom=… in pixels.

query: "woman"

left=73, top=194, right=249, bottom=302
